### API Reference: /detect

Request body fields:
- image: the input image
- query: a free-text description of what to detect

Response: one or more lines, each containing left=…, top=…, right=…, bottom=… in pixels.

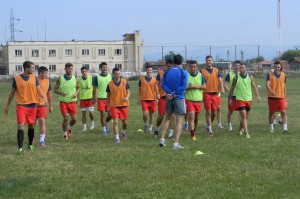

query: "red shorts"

left=236, top=100, right=252, bottom=109
left=111, top=106, right=128, bottom=120
left=80, top=99, right=94, bottom=108
left=268, top=98, right=287, bottom=112
left=185, top=100, right=202, bottom=113
left=141, top=100, right=156, bottom=112
left=158, top=97, right=166, bottom=115
left=16, top=105, right=37, bottom=124
left=60, top=101, right=77, bottom=115
left=228, top=97, right=238, bottom=111
left=216, top=96, right=222, bottom=106
left=97, top=99, right=107, bottom=112
left=203, top=93, right=218, bottom=111
left=37, top=106, right=47, bottom=119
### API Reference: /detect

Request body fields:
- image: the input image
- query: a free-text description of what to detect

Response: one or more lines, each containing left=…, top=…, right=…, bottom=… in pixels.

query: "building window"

left=32, top=50, right=39, bottom=57
left=115, top=49, right=122, bottom=55
left=82, top=49, right=89, bottom=56
left=15, top=50, right=22, bottom=57
left=115, top=64, right=122, bottom=69
left=35, top=65, right=39, bottom=71
left=49, top=65, right=56, bottom=71
left=0, top=51, right=3, bottom=57
left=49, top=50, right=56, bottom=57
left=82, top=64, right=89, bottom=70
left=15, top=65, right=23, bottom=71
left=98, top=49, right=106, bottom=56
left=65, top=49, right=72, bottom=56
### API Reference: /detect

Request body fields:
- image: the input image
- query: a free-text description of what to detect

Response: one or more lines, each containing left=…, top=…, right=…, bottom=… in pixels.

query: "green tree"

left=281, top=49, right=300, bottom=61
left=164, top=51, right=184, bottom=61
left=245, top=56, right=265, bottom=63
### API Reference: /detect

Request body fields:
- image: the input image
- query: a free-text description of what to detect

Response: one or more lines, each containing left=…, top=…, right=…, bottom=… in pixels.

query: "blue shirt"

left=106, top=79, right=130, bottom=93
left=12, top=74, right=39, bottom=89
left=162, top=65, right=188, bottom=99
left=138, top=76, right=153, bottom=87
left=189, top=72, right=207, bottom=85
left=93, top=73, right=112, bottom=86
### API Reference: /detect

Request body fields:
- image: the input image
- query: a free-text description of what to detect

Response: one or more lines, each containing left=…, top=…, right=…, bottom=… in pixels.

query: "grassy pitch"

left=0, top=78, right=299, bottom=198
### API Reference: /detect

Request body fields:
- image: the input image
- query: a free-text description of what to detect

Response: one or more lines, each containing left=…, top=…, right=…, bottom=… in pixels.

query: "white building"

left=0, top=30, right=143, bottom=76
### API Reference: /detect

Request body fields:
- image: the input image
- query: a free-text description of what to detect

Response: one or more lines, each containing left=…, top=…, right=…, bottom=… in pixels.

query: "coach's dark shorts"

left=166, top=98, right=186, bottom=115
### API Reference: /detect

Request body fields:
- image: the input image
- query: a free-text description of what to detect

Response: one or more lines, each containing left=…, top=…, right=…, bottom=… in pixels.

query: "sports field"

left=0, top=78, right=299, bottom=198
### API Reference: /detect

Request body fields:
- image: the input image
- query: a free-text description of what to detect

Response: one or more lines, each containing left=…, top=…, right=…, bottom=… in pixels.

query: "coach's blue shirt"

left=161, top=65, right=188, bottom=99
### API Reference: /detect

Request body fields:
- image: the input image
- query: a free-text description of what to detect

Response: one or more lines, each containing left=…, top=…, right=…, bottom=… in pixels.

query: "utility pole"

left=277, top=0, right=281, bottom=59
left=226, top=50, right=230, bottom=62
left=10, top=9, right=22, bottom=41
left=240, top=50, right=244, bottom=61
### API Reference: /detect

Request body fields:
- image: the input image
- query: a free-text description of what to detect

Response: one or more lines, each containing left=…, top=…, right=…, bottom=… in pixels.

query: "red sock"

left=190, top=130, right=195, bottom=137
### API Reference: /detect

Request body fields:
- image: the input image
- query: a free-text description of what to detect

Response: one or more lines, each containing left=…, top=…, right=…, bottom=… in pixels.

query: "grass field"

left=0, top=78, right=299, bottom=199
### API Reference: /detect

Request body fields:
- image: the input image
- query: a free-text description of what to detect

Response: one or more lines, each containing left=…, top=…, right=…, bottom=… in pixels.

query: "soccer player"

left=224, top=60, right=241, bottom=131
left=106, top=67, right=130, bottom=143
left=93, top=62, right=112, bottom=134
left=137, top=65, right=156, bottom=134
left=79, top=66, right=94, bottom=131
left=185, top=60, right=206, bottom=140
left=229, top=63, right=260, bottom=138
left=36, top=66, right=53, bottom=147
left=159, top=54, right=188, bottom=149
left=266, top=61, right=288, bottom=133
left=4, top=61, right=46, bottom=154
left=201, top=55, right=224, bottom=136
left=154, top=59, right=175, bottom=139
left=54, top=63, right=80, bottom=140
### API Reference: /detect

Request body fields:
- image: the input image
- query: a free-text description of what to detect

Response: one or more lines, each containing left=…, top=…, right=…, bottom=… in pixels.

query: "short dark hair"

left=38, top=66, right=48, bottom=74
left=99, top=62, right=107, bottom=69
left=205, top=55, right=213, bottom=60
left=146, top=64, right=152, bottom=69
left=233, top=60, right=241, bottom=65
left=166, top=59, right=173, bottom=65
left=240, top=63, right=246, bottom=67
left=65, top=63, right=73, bottom=68
left=173, top=54, right=183, bottom=65
left=23, top=61, right=34, bottom=70
left=274, top=61, right=281, bottom=65
left=81, top=66, right=88, bottom=71
left=189, top=60, right=197, bottom=65
left=112, top=67, right=120, bottom=74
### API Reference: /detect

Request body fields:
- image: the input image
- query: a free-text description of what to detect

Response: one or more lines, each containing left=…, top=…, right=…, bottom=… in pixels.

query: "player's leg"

left=88, top=106, right=94, bottom=130
left=38, top=117, right=46, bottom=146
left=188, top=111, right=196, bottom=139
left=81, top=109, right=87, bottom=131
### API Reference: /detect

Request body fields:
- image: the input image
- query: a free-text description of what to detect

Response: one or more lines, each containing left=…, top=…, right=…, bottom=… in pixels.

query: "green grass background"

left=0, top=78, right=299, bottom=199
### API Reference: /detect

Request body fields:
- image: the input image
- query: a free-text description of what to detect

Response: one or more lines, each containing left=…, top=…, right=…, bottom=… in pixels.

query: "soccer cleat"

left=102, top=129, right=108, bottom=135
left=154, top=130, right=159, bottom=138
left=245, top=133, right=250, bottom=138
left=17, top=148, right=23, bottom=155
left=173, top=144, right=184, bottom=150
left=67, top=129, right=72, bottom=138
left=192, top=136, right=197, bottom=141
left=144, top=124, right=148, bottom=133
left=28, top=145, right=34, bottom=151
left=168, top=135, right=174, bottom=140
left=64, top=135, right=68, bottom=140
left=159, top=140, right=166, bottom=147
left=238, top=131, right=243, bottom=136
left=105, top=123, right=109, bottom=133
left=115, top=138, right=120, bottom=143
left=283, top=130, right=288, bottom=133
left=208, top=132, right=214, bottom=137
left=270, top=129, right=274, bottom=133
left=278, top=121, right=283, bottom=125
left=228, top=125, right=233, bottom=131
left=218, top=124, right=224, bottom=129
left=39, top=141, right=46, bottom=147
left=90, top=121, right=94, bottom=130
left=82, top=127, right=87, bottom=132
left=121, top=133, right=127, bottom=140
left=184, top=123, right=189, bottom=131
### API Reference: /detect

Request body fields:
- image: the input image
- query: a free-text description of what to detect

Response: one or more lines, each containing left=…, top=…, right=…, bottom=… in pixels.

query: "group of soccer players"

left=4, top=55, right=288, bottom=153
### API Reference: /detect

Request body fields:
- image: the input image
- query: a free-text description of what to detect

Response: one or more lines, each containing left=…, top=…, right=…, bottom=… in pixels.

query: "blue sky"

left=1, top=0, right=300, bottom=60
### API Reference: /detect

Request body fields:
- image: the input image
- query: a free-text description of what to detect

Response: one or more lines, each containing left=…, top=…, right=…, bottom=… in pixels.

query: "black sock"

left=17, top=130, right=24, bottom=149
left=28, top=128, right=34, bottom=145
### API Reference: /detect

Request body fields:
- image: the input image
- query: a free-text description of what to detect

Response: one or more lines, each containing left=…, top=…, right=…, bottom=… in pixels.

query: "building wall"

left=6, top=31, right=143, bottom=75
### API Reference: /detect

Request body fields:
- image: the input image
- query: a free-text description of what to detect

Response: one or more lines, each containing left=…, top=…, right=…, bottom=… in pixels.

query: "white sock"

left=156, top=126, right=160, bottom=131
left=279, top=117, right=282, bottom=122
left=168, top=129, right=174, bottom=137
left=64, top=131, right=68, bottom=136
left=173, top=142, right=178, bottom=146
left=218, top=123, right=222, bottom=126
left=270, top=124, right=274, bottom=130
left=91, top=120, right=94, bottom=125
left=121, top=129, right=126, bottom=134
left=68, top=124, right=72, bottom=130
left=103, top=127, right=106, bottom=131
left=207, top=126, right=212, bottom=131
left=273, top=119, right=277, bottom=125
left=283, top=124, right=288, bottom=130
left=40, top=134, right=45, bottom=142
left=116, top=134, right=119, bottom=139
left=83, top=124, right=87, bottom=128
left=148, top=125, right=153, bottom=131
left=228, top=123, right=232, bottom=127
left=185, top=122, right=188, bottom=125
